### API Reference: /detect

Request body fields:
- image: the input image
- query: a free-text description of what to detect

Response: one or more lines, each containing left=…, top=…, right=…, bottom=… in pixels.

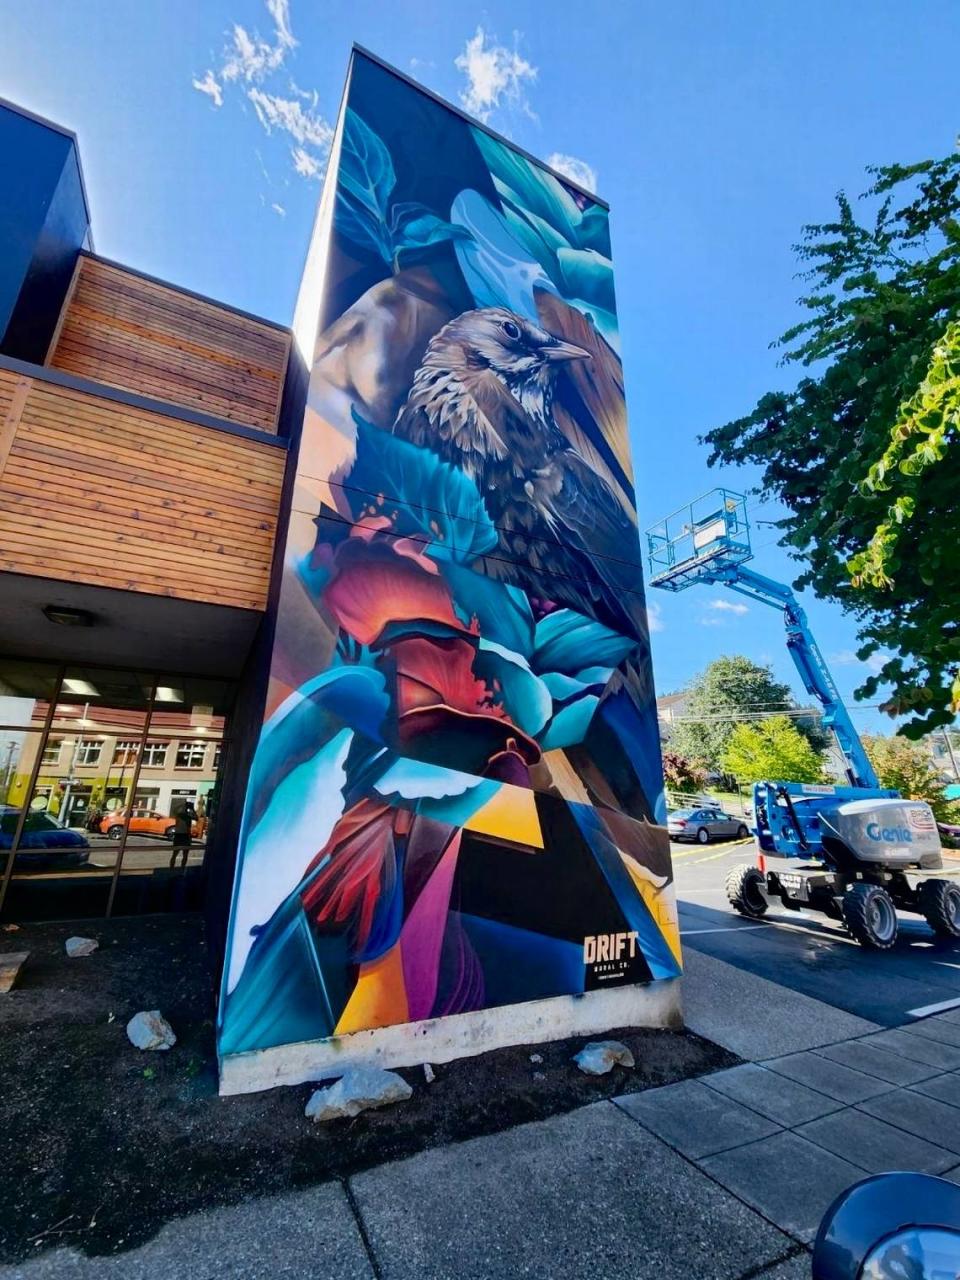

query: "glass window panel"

left=0, top=659, right=60, bottom=731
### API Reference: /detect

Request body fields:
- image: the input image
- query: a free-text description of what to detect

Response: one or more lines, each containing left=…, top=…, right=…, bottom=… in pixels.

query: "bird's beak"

left=543, top=338, right=592, bottom=362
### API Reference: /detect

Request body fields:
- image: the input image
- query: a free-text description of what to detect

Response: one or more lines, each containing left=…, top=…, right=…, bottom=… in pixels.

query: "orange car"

left=99, top=808, right=199, bottom=841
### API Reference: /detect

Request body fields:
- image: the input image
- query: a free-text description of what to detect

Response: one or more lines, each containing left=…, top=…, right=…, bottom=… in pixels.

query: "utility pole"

left=942, top=728, right=960, bottom=784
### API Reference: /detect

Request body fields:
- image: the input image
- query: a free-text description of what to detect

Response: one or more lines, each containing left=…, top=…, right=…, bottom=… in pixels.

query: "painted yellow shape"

left=542, top=749, right=592, bottom=805
left=621, top=853, right=683, bottom=969
left=464, top=782, right=543, bottom=848
left=334, top=943, right=409, bottom=1035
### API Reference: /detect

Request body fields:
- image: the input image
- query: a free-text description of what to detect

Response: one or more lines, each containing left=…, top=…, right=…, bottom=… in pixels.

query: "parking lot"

left=673, top=836, right=960, bottom=1027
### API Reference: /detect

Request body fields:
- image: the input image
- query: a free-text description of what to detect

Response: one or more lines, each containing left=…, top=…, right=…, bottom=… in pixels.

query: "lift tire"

left=918, top=879, right=960, bottom=939
left=726, top=864, right=768, bottom=919
left=696, top=827, right=710, bottom=845
left=842, top=883, right=898, bottom=950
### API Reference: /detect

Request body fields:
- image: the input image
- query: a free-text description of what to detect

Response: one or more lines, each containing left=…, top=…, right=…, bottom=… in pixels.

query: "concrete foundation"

left=219, top=976, right=683, bottom=1096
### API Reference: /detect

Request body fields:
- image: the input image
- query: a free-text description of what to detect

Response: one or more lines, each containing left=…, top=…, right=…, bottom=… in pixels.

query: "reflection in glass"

left=862, top=1227, right=960, bottom=1278
left=1, top=664, right=234, bottom=915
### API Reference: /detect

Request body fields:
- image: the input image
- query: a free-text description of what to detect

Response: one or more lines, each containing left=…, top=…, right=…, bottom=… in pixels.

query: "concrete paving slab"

left=795, top=1108, right=957, bottom=1175
left=0, top=1183, right=374, bottom=1278
left=910, top=1072, right=960, bottom=1108
left=815, top=1041, right=939, bottom=1086
left=761, top=1051, right=894, bottom=1104
left=699, top=1131, right=866, bottom=1245
left=859, top=1089, right=960, bottom=1154
left=943, top=1165, right=960, bottom=1186
left=613, top=1078, right=781, bottom=1158
left=702, top=1063, right=844, bottom=1125
left=864, top=1027, right=960, bottom=1071
left=934, top=1007, right=960, bottom=1027
left=680, top=948, right=880, bottom=1061
left=903, top=1016, right=960, bottom=1049
left=351, top=1100, right=797, bottom=1279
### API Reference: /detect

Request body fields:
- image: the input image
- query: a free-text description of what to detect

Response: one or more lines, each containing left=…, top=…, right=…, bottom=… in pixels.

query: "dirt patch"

left=0, top=915, right=737, bottom=1263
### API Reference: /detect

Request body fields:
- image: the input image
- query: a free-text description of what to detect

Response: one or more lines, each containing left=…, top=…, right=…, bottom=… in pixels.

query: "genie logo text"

left=866, top=822, right=913, bottom=843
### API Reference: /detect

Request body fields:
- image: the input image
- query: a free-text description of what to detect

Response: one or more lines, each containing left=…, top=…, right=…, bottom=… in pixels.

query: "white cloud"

left=547, top=152, right=597, bottom=193
left=248, top=89, right=333, bottom=150
left=829, top=650, right=858, bottom=666
left=454, top=26, right=538, bottom=124
left=192, top=70, right=224, bottom=108
left=699, top=616, right=725, bottom=627
left=192, top=4, right=331, bottom=184
left=647, top=601, right=664, bottom=633
left=829, top=649, right=891, bottom=674
left=271, top=203, right=286, bottom=217
left=709, top=598, right=749, bottom=616
left=222, top=0, right=296, bottom=84
left=291, top=146, right=323, bottom=180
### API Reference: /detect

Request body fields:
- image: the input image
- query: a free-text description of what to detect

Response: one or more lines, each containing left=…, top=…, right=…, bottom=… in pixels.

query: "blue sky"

left=2, top=0, right=957, bottom=733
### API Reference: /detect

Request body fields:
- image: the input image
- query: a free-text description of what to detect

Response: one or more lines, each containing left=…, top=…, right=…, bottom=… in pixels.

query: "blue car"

left=0, top=805, right=91, bottom=871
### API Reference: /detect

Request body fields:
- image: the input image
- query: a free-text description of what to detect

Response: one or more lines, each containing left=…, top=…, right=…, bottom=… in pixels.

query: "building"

left=656, top=692, right=689, bottom=742
left=0, top=98, right=303, bottom=925
left=1, top=49, right=679, bottom=1093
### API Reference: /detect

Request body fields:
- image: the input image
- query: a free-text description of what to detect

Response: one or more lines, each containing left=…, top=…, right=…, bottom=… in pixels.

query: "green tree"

left=704, top=150, right=960, bottom=737
left=863, top=734, right=951, bottom=820
left=669, top=655, right=829, bottom=770
left=721, top=716, right=826, bottom=785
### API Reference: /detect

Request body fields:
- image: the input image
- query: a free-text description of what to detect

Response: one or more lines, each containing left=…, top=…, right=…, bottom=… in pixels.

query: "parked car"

left=0, top=805, right=91, bottom=871
left=99, top=808, right=199, bottom=841
left=668, top=807, right=750, bottom=844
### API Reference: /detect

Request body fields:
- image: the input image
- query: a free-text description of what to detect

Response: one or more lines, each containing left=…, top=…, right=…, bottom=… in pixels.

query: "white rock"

left=65, top=936, right=98, bottom=958
left=573, top=1040, right=635, bottom=1076
left=126, top=1010, right=176, bottom=1051
left=529, top=1053, right=543, bottom=1064
left=423, top=1063, right=436, bottom=1084
left=305, top=1066, right=412, bottom=1122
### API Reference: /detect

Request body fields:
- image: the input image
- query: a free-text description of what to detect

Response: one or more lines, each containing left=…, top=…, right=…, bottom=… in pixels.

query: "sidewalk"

left=7, top=948, right=960, bottom=1278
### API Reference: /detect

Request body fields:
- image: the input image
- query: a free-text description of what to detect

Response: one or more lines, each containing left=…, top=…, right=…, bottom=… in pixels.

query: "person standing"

left=169, top=799, right=198, bottom=870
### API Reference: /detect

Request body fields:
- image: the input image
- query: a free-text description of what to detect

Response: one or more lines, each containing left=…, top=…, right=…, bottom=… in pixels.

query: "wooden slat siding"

left=48, top=257, right=290, bottom=434
left=0, top=370, right=285, bottom=610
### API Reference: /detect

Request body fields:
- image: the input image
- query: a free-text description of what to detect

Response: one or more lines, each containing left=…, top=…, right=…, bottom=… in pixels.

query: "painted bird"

left=392, top=306, right=645, bottom=637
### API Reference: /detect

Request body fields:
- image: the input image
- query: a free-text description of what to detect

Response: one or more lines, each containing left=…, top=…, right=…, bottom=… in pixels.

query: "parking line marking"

left=692, top=848, right=744, bottom=863
left=907, top=995, right=960, bottom=1019
left=680, top=925, right=769, bottom=936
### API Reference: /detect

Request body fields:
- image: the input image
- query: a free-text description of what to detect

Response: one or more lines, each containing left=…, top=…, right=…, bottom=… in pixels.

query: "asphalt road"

left=673, top=836, right=960, bottom=1027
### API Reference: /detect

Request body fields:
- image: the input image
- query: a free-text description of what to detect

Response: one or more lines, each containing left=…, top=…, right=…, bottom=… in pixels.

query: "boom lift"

left=647, top=490, right=960, bottom=949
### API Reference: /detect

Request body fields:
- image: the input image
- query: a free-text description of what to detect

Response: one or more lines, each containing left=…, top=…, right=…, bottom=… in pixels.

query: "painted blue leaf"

left=451, top=188, right=552, bottom=320
left=349, top=408, right=497, bottom=563
left=441, top=562, right=536, bottom=657
left=335, top=109, right=396, bottom=261
left=531, top=609, right=640, bottom=675
left=391, top=202, right=473, bottom=256
left=475, top=639, right=553, bottom=738
left=540, top=696, right=600, bottom=750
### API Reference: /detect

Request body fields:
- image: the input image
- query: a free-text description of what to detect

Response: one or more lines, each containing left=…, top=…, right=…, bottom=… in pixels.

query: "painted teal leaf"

left=336, top=109, right=396, bottom=261
left=350, top=408, right=498, bottom=563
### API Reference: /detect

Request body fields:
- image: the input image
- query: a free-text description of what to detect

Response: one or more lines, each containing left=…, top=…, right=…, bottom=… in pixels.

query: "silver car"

left=668, top=807, right=750, bottom=844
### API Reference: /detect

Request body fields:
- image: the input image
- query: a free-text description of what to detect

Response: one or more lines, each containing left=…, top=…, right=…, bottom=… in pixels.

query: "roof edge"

left=349, top=43, right=609, bottom=211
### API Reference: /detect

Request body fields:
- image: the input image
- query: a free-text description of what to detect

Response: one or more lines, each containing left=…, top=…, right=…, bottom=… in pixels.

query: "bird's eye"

left=500, top=319, right=521, bottom=341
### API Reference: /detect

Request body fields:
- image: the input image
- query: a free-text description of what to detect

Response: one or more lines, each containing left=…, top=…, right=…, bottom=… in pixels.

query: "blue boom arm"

left=707, top=564, right=879, bottom=790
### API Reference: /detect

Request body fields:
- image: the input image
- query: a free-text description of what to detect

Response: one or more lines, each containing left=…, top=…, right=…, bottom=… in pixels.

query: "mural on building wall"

left=218, top=52, right=679, bottom=1057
